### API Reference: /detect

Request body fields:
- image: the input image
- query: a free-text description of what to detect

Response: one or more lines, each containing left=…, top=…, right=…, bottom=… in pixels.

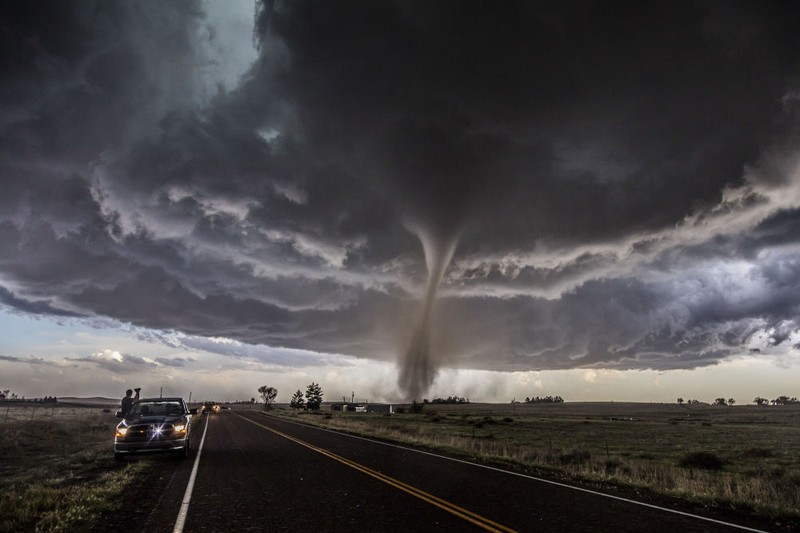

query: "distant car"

left=114, top=397, right=196, bottom=460
left=201, top=401, right=220, bottom=414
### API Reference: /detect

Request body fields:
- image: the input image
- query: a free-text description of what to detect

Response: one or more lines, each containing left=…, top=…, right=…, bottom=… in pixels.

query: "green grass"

left=0, top=405, right=151, bottom=532
left=267, top=402, right=800, bottom=521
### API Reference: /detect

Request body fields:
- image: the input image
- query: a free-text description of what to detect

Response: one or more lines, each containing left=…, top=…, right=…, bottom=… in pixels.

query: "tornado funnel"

left=398, top=227, right=459, bottom=400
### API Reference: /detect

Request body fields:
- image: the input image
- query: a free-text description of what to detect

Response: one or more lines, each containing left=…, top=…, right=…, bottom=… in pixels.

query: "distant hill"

left=58, top=397, right=119, bottom=407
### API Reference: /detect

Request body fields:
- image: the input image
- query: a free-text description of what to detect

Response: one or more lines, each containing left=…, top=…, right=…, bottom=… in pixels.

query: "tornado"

left=399, top=226, right=459, bottom=400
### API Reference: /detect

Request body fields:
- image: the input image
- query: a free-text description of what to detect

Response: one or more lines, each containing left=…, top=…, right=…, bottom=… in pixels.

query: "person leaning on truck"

left=120, top=387, right=140, bottom=417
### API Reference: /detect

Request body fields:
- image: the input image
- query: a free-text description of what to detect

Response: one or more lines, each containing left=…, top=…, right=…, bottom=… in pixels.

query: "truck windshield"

left=129, top=401, right=183, bottom=417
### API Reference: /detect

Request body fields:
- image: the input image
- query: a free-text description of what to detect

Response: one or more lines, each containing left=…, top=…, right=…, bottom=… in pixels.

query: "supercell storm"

left=2, top=1, right=800, bottom=397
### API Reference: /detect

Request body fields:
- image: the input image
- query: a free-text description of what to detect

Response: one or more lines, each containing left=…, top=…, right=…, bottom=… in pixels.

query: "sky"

left=2, top=0, right=800, bottom=404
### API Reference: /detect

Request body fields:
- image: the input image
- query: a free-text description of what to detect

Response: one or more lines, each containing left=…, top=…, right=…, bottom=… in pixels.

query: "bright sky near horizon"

left=2, top=1, right=800, bottom=404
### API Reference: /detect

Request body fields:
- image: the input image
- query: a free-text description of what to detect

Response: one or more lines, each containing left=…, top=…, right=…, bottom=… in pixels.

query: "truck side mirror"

left=115, top=410, right=124, bottom=418
left=189, top=408, right=198, bottom=415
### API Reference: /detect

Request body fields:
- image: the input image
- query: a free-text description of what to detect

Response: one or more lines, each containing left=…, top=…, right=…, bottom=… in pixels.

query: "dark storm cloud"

left=436, top=269, right=800, bottom=372
left=0, top=285, right=82, bottom=317
left=2, top=0, right=800, bottom=390
left=247, top=0, right=799, bottom=248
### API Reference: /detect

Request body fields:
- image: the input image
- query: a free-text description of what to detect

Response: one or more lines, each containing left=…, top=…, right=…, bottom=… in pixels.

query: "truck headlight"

left=174, top=424, right=186, bottom=433
left=115, top=427, right=128, bottom=437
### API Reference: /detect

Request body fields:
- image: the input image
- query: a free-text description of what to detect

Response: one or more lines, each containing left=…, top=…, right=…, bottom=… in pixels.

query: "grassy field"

left=4, top=401, right=798, bottom=529
left=268, top=402, right=800, bottom=522
left=0, top=404, right=149, bottom=532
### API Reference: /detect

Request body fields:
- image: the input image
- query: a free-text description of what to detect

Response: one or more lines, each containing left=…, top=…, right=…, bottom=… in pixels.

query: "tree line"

left=257, top=382, right=324, bottom=410
left=753, top=396, right=799, bottom=405
left=0, top=389, right=57, bottom=403
left=677, top=396, right=800, bottom=405
left=425, top=396, right=470, bottom=404
left=524, top=396, right=564, bottom=403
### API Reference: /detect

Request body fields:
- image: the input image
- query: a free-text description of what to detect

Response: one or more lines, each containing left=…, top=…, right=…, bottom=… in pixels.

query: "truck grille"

left=126, top=423, right=175, bottom=438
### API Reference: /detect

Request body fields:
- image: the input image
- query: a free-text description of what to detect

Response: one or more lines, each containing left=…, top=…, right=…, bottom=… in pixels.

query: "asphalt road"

left=123, top=409, right=777, bottom=533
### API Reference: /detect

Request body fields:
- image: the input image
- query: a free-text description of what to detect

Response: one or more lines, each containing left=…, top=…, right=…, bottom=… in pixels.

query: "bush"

left=678, top=451, right=724, bottom=470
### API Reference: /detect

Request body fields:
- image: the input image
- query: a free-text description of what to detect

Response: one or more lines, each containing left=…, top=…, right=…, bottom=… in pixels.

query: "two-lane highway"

left=136, top=409, right=771, bottom=532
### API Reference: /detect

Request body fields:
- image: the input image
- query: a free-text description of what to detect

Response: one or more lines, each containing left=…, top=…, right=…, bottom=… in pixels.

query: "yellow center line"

left=235, top=412, right=518, bottom=533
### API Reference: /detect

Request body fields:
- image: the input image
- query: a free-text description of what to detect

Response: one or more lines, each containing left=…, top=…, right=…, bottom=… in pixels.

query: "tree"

left=677, top=397, right=684, bottom=405
left=258, top=386, right=278, bottom=410
left=713, top=398, right=727, bottom=406
left=290, top=389, right=305, bottom=410
left=753, top=396, right=768, bottom=405
left=772, top=396, right=799, bottom=405
left=727, top=398, right=736, bottom=406
left=525, top=395, right=564, bottom=404
left=305, top=382, right=323, bottom=410
left=430, top=396, right=469, bottom=404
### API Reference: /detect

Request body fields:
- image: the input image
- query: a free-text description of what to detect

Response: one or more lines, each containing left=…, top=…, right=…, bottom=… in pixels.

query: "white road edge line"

left=172, top=413, right=210, bottom=533
left=252, top=412, right=767, bottom=533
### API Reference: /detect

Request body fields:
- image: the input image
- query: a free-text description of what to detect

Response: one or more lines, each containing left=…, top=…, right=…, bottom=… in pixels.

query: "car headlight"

left=116, top=427, right=128, bottom=437
left=174, top=424, right=186, bottom=433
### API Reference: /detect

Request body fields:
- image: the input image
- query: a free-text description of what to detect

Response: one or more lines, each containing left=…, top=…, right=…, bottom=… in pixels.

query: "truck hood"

left=124, top=414, right=185, bottom=424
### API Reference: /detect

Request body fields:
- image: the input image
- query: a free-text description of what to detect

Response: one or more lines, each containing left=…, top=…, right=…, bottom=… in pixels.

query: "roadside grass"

left=268, top=403, right=800, bottom=521
left=0, top=405, right=150, bottom=532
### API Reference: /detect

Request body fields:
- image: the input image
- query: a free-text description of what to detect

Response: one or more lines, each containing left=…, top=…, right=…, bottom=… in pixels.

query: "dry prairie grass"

left=272, top=403, right=800, bottom=520
left=0, top=405, right=150, bottom=532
